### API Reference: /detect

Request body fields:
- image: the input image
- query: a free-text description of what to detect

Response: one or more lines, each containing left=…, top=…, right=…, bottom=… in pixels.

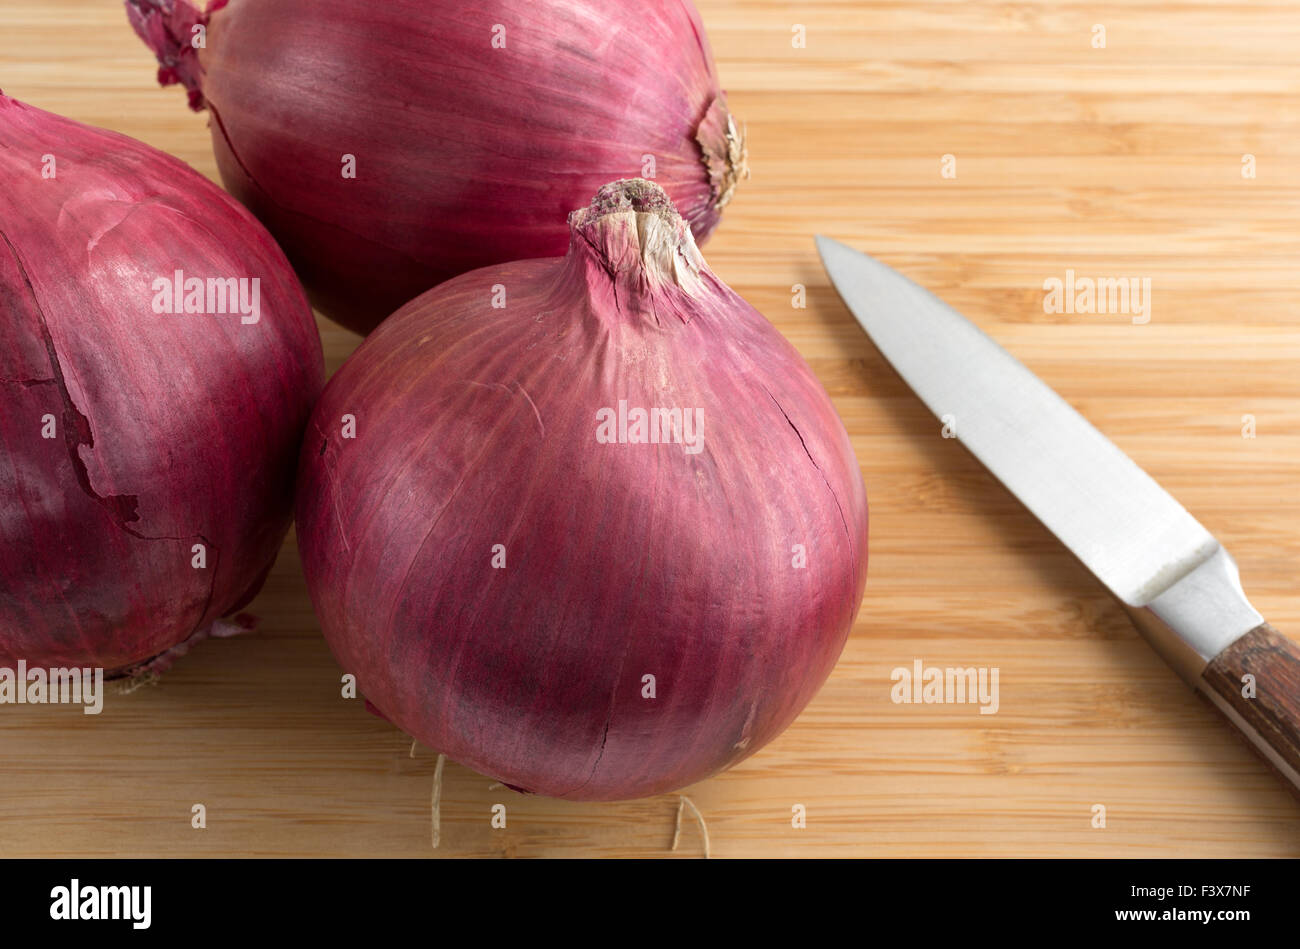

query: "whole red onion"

left=126, top=0, right=749, bottom=337
left=295, top=179, right=867, bottom=800
left=0, top=94, right=324, bottom=675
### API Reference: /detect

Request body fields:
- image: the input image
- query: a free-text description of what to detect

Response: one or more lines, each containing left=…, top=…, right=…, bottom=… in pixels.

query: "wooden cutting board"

left=1, top=0, right=1297, bottom=857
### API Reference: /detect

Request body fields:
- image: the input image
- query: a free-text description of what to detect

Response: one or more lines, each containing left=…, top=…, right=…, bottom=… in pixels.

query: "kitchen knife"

left=817, top=235, right=1300, bottom=792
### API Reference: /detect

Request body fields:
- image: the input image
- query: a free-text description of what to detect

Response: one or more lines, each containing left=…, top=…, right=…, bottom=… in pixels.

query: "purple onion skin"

left=296, top=180, right=867, bottom=801
left=0, top=94, right=324, bottom=674
left=127, top=0, right=747, bottom=337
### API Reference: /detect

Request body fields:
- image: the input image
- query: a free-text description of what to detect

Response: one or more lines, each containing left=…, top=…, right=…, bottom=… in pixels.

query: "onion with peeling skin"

left=295, top=180, right=867, bottom=800
left=126, top=0, right=749, bottom=337
left=0, top=94, right=324, bottom=676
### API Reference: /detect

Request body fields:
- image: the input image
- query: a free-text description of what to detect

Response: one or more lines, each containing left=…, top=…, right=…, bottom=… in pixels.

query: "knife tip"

left=815, top=234, right=857, bottom=270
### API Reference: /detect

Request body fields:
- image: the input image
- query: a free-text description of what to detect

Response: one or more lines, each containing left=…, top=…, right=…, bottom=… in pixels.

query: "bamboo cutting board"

left=1, top=0, right=1298, bottom=858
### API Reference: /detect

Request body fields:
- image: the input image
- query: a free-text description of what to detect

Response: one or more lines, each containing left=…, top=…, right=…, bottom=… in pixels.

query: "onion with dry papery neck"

left=127, top=0, right=749, bottom=336
left=295, top=180, right=867, bottom=800
left=0, top=93, right=323, bottom=676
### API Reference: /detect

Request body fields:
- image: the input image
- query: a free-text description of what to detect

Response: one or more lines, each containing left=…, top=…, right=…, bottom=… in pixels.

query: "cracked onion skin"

left=295, top=180, right=866, bottom=800
left=0, top=94, right=324, bottom=674
left=126, top=0, right=748, bottom=337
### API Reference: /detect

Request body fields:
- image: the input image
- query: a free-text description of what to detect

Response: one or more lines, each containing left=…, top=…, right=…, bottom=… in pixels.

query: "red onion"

left=295, top=180, right=867, bottom=800
left=0, top=93, right=324, bottom=675
left=126, top=0, right=748, bottom=337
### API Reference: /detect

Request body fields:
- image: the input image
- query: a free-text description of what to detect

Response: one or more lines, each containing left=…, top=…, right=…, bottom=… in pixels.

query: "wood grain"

left=0, top=0, right=1298, bottom=857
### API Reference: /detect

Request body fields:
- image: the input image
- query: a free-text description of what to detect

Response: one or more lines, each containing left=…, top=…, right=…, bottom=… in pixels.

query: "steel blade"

left=816, top=235, right=1219, bottom=608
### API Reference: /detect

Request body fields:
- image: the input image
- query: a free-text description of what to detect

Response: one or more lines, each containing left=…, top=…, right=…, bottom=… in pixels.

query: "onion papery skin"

left=0, top=94, right=324, bottom=674
left=296, top=180, right=866, bottom=801
left=126, top=0, right=748, bottom=337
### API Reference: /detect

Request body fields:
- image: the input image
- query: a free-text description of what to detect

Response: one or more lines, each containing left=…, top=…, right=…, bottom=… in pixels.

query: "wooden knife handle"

left=1200, top=623, right=1300, bottom=791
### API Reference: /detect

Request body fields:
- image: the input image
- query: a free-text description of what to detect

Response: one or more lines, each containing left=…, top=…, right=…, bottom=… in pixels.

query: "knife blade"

left=817, top=235, right=1300, bottom=792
